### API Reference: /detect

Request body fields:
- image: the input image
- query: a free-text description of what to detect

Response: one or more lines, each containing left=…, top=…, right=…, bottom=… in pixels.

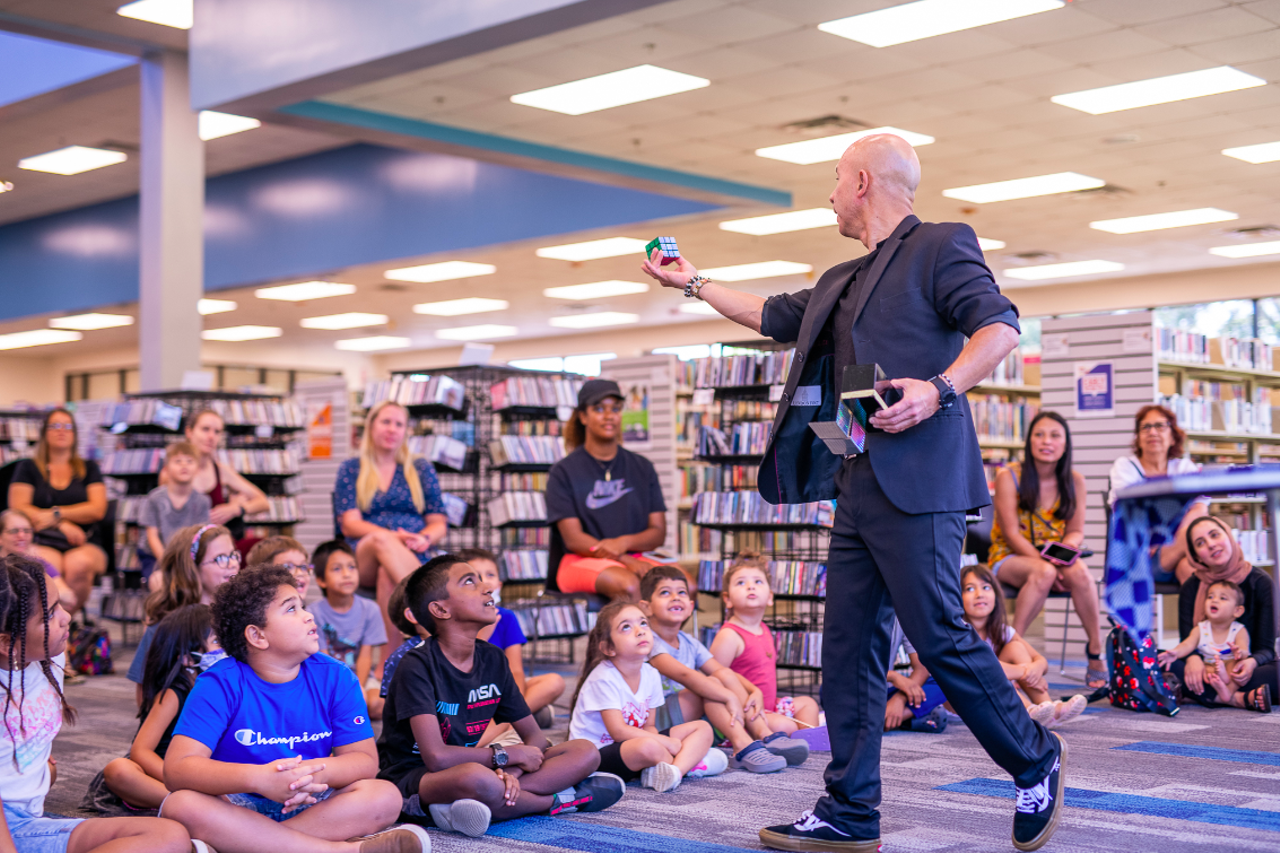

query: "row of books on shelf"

left=677, top=410, right=720, bottom=446
left=487, top=492, right=547, bottom=526
left=983, top=349, right=1027, bottom=387
left=499, top=527, right=550, bottom=547
left=696, top=624, right=822, bottom=668
left=500, top=550, right=548, bottom=581
left=441, top=494, right=471, bottom=528
left=690, top=491, right=835, bottom=527
left=691, top=351, right=794, bottom=389
left=489, top=435, right=565, bottom=466
left=1236, top=528, right=1270, bottom=563
left=1158, top=329, right=1279, bottom=371
left=0, top=447, right=32, bottom=465
left=490, top=376, right=582, bottom=411
left=102, top=397, right=305, bottom=430
left=407, top=435, right=470, bottom=471
left=697, top=423, right=771, bottom=457
left=361, top=375, right=466, bottom=412
left=697, top=559, right=827, bottom=597
left=499, top=472, right=550, bottom=491
left=1159, top=328, right=1211, bottom=364
left=680, top=465, right=757, bottom=500
left=969, top=397, right=1038, bottom=443
left=502, top=419, right=564, bottom=437
left=678, top=522, right=722, bottom=556
left=0, top=417, right=42, bottom=442
left=1158, top=393, right=1275, bottom=435
left=217, top=448, right=302, bottom=475
left=1180, top=380, right=1277, bottom=403
left=416, top=420, right=477, bottom=446
left=508, top=598, right=590, bottom=637
left=116, top=495, right=305, bottom=525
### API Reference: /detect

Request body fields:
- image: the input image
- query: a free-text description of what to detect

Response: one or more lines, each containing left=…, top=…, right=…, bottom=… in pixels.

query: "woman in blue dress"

left=335, top=400, right=447, bottom=671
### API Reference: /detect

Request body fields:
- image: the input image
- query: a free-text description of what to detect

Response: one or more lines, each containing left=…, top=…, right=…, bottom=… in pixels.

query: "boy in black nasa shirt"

left=377, top=555, right=623, bottom=837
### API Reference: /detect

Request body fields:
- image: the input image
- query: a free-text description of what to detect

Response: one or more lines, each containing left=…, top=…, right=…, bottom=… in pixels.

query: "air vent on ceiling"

left=1223, top=224, right=1280, bottom=240
left=779, top=115, right=870, bottom=136
left=1003, top=251, right=1057, bottom=266
left=378, top=283, right=410, bottom=292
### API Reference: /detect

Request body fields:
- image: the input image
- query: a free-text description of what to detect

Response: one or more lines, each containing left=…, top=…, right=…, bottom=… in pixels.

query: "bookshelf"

left=968, top=349, right=1041, bottom=494
left=0, top=409, right=50, bottom=466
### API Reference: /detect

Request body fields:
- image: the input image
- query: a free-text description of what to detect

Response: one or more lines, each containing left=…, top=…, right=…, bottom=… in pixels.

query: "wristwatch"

left=929, top=374, right=957, bottom=409
left=490, top=744, right=509, bottom=768
left=51, top=506, right=61, bottom=523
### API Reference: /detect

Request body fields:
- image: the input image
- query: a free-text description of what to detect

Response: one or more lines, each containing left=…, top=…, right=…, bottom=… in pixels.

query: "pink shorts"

left=557, top=553, right=666, bottom=594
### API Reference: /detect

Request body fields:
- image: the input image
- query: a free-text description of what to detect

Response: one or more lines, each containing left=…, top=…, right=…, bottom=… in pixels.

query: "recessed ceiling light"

left=334, top=335, right=411, bottom=351
left=197, top=298, right=237, bottom=315
left=1209, top=241, right=1280, bottom=259
left=942, top=172, right=1104, bottom=204
left=201, top=325, right=283, bottom=342
left=977, top=237, right=1006, bottom=251
left=413, top=298, right=510, bottom=316
left=535, top=237, right=649, bottom=261
left=680, top=302, right=721, bottom=315
left=0, top=181, right=13, bottom=193
left=19, top=146, right=127, bottom=175
left=1003, top=260, right=1124, bottom=281
left=1090, top=208, right=1238, bottom=234
left=700, top=261, right=813, bottom=282
left=436, top=324, right=519, bottom=341
left=255, top=281, right=356, bottom=301
left=198, top=111, right=261, bottom=141
left=1052, top=66, right=1266, bottom=115
left=384, top=261, right=496, bottom=283
left=300, top=312, right=388, bottom=330
left=117, top=0, right=192, bottom=28
left=719, top=209, right=838, bottom=235
left=510, top=64, right=709, bottom=115
left=819, top=0, right=1063, bottom=47
left=1222, top=141, right=1280, bottom=164
left=549, top=312, right=640, bottom=329
left=48, top=313, right=134, bottom=331
left=0, top=330, right=82, bottom=350
left=755, top=128, right=935, bottom=165
left=543, top=281, right=650, bottom=300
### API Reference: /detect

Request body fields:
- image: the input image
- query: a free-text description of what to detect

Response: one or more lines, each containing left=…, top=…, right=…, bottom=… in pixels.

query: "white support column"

left=139, top=50, right=204, bottom=392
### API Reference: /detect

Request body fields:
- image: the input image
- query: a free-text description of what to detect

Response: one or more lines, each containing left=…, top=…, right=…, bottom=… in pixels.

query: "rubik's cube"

left=646, top=236, right=680, bottom=265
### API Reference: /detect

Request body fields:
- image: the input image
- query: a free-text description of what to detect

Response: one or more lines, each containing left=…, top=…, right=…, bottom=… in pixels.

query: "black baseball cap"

left=578, top=378, right=623, bottom=408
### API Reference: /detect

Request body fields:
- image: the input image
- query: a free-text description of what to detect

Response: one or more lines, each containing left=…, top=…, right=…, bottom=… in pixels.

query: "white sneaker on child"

left=1050, top=694, right=1088, bottom=728
left=191, top=842, right=218, bottom=853
left=641, top=762, right=682, bottom=793
left=685, top=747, right=728, bottom=778
left=1029, top=701, right=1056, bottom=727
left=428, top=800, right=491, bottom=837
left=352, top=824, right=431, bottom=853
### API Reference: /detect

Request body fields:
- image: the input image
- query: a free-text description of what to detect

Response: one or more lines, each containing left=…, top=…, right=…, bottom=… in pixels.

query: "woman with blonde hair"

left=335, top=400, right=447, bottom=670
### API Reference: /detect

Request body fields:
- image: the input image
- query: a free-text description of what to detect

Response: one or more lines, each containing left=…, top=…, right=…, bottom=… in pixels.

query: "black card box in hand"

left=840, top=364, right=900, bottom=412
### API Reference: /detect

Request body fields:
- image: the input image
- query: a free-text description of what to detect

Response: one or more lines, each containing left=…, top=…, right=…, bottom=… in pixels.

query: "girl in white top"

left=961, top=566, right=1086, bottom=729
left=1107, top=404, right=1210, bottom=584
left=569, top=602, right=719, bottom=793
left=1158, top=579, right=1251, bottom=707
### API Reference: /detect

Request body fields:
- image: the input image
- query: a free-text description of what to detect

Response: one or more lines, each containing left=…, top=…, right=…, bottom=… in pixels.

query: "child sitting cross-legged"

left=1158, top=579, right=1258, bottom=709
left=883, top=618, right=949, bottom=733
left=639, top=565, right=804, bottom=773
left=569, top=601, right=726, bottom=793
left=309, top=540, right=388, bottom=719
left=160, top=566, right=428, bottom=853
left=377, top=554, right=623, bottom=838
left=710, top=554, right=821, bottom=733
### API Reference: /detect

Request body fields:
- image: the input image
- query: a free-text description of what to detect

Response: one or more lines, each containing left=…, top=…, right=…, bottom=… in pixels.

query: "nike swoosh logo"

left=586, top=487, right=633, bottom=510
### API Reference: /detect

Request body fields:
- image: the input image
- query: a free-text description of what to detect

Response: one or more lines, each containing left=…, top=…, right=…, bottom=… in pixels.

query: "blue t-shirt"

left=334, top=458, right=446, bottom=548
left=486, top=607, right=527, bottom=651
left=173, top=654, right=373, bottom=765
left=380, top=637, right=424, bottom=699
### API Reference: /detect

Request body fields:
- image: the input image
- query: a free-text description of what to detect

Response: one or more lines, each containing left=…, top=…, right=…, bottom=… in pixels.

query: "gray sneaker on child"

left=762, top=732, right=809, bottom=766
left=730, top=741, right=787, bottom=773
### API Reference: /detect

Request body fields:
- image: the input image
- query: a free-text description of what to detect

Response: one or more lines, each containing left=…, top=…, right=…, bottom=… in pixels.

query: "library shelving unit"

left=0, top=409, right=49, bottom=466
left=968, top=348, right=1040, bottom=493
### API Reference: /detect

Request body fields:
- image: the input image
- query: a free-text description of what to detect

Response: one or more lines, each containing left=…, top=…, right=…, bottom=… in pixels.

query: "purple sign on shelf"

left=1074, top=361, right=1114, bottom=418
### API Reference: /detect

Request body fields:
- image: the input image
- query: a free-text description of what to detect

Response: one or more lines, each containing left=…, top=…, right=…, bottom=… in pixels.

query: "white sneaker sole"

left=641, top=762, right=682, bottom=793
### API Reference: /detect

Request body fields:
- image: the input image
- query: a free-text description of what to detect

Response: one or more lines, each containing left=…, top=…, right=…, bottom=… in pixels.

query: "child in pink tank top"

left=710, top=555, right=821, bottom=734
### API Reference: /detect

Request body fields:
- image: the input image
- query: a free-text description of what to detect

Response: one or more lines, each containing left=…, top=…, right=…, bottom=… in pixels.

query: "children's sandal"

left=1246, top=684, right=1272, bottom=713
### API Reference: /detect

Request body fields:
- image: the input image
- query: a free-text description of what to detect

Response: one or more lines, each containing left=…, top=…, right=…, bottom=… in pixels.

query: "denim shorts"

left=2, top=803, right=84, bottom=853
left=225, top=788, right=334, bottom=823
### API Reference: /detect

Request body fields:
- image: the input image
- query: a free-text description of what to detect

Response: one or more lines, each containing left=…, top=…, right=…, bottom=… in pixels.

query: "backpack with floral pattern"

left=1106, top=621, right=1177, bottom=715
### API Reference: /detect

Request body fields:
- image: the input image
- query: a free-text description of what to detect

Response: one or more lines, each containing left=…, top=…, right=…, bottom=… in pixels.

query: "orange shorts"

left=556, top=553, right=667, bottom=594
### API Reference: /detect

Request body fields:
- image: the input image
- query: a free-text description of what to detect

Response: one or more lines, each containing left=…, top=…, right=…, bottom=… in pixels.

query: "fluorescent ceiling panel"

left=543, top=281, right=649, bottom=300
left=819, top=0, right=1063, bottom=47
left=942, top=172, right=1104, bottom=203
left=117, top=0, right=193, bottom=28
left=719, top=209, right=837, bottom=235
left=1090, top=208, right=1237, bottom=234
left=755, top=128, right=934, bottom=165
left=201, top=325, right=282, bottom=341
left=413, top=298, right=510, bottom=316
left=334, top=336, right=411, bottom=351
left=549, top=312, right=640, bottom=329
left=1209, top=241, right=1280, bottom=259
left=198, top=111, right=261, bottom=141
left=197, top=298, right=237, bottom=315
left=700, top=261, right=812, bottom=281
left=1052, top=66, right=1266, bottom=115
left=255, top=281, right=355, bottom=301
left=510, top=65, right=709, bottom=115
left=1003, top=260, right=1124, bottom=281
left=300, top=312, right=388, bottom=330
left=48, top=313, right=134, bottom=330
left=1222, top=141, right=1280, bottom=164
left=535, top=237, right=648, bottom=261
left=19, top=145, right=127, bottom=175
left=680, top=302, right=721, bottom=315
left=436, top=324, right=519, bottom=341
left=977, top=238, right=1006, bottom=251
left=0, top=330, right=82, bottom=350
left=384, top=261, right=496, bottom=283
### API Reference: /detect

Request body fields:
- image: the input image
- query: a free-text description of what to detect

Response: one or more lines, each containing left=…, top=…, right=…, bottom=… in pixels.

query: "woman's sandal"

left=1246, top=684, right=1273, bottom=713
left=1085, top=647, right=1108, bottom=690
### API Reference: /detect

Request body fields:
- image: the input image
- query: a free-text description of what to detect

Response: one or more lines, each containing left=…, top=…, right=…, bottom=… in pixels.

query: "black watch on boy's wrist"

left=490, top=744, right=509, bottom=768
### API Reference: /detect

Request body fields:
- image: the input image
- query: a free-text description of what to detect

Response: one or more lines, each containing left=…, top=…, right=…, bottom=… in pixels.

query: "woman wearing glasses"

left=546, top=379, right=668, bottom=602
left=1108, top=403, right=1209, bottom=585
left=0, top=508, right=77, bottom=612
left=7, top=408, right=107, bottom=616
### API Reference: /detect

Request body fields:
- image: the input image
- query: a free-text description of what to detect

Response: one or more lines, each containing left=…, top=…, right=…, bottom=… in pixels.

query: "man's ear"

left=245, top=623, right=270, bottom=652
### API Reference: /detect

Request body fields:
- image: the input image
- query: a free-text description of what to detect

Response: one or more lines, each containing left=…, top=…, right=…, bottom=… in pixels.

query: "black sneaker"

left=759, top=811, right=881, bottom=852
left=550, top=772, right=625, bottom=815
left=1012, top=733, right=1067, bottom=852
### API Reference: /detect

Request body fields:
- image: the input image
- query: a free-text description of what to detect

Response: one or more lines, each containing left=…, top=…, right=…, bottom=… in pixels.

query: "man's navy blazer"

left=756, top=214, right=1020, bottom=516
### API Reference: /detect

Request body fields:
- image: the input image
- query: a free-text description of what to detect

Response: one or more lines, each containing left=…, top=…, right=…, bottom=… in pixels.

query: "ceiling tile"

left=980, top=6, right=1117, bottom=46
left=1079, top=0, right=1228, bottom=26
left=1189, top=29, right=1280, bottom=63
left=1136, top=6, right=1278, bottom=46
left=1038, top=28, right=1175, bottom=64
left=663, top=5, right=798, bottom=43
left=1244, top=0, right=1280, bottom=25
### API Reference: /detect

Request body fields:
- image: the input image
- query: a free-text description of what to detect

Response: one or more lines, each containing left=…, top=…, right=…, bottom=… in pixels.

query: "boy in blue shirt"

left=161, top=566, right=429, bottom=853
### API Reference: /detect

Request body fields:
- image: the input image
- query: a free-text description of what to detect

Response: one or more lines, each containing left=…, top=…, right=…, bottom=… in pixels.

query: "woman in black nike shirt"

left=545, top=379, right=668, bottom=602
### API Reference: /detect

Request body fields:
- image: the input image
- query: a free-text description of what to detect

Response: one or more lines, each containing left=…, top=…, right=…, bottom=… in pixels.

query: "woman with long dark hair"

left=986, top=411, right=1105, bottom=688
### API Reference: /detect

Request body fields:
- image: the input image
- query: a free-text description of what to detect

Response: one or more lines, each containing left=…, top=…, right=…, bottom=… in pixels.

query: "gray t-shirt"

left=138, top=486, right=212, bottom=554
left=649, top=630, right=714, bottom=697
left=309, top=596, right=388, bottom=673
